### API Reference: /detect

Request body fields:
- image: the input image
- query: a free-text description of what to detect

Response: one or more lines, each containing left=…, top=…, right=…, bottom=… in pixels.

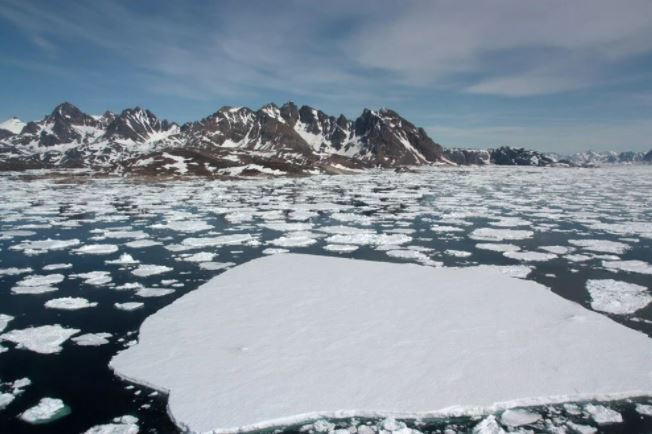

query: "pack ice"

left=111, top=254, right=652, bottom=433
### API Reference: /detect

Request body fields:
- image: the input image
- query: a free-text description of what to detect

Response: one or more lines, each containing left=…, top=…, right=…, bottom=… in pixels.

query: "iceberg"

left=111, top=254, right=652, bottom=433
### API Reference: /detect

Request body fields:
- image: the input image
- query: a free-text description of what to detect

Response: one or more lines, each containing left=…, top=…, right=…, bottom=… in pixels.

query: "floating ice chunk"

left=74, top=244, right=119, bottom=255
left=473, top=264, right=533, bottom=279
left=503, top=251, right=557, bottom=262
left=135, top=287, right=174, bottom=298
left=500, top=409, right=541, bottom=426
left=262, top=248, right=290, bottom=255
left=111, top=254, right=652, bottom=433
left=444, top=249, right=472, bottom=258
left=83, top=415, right=139, bottom=434
left=566, top=421, right=597, bottom=434
left=106, top=254, right=140, bottom=265
left=16, top=274, right=64, bottom=287
left=11, top=285, right=58, bottom=295
left=45, top=297, right=98, bottom=310
left=475, top=243, right=521, bottom=252
left=0, top=393, right=14, bottom=410
left=489, top=217, right=531, bottom=228
left=565, top=254, right=592, bottom=262
left=326, top=233, right=411, bottom=246
left=268, top=232, right=318, bottom=247
left=170, top=234, right=256, bottom=251
left=131, top=265, right=173, bottom=277
left=602, top=260, right=652, bottom=275
left=0, top=314, right=13, bottom=333
left=568, top=239, right=630, bottom=255
left=19, top=397, right=70, bottom=424
left=430, top=225, right=465, bottom=233
left=472, top=415, right=505, bottom=434
left=584, top=404, right=622, bottom=425
left=1, top=324, right=79, bottom=354
left=72, top=271, right=112, bottom=286
left=586, top=279, right=651, bottom=315
left=10, top=238, right=80, bottom=255
left=42, top=263, right=72, bottom=271
left=72, top=333, right=112, bottom=346
left=0, top=267, right=32, bottom=276
left=385, top=249, right=440, bottom=266
left=125, top=239, right=161, bottom=249
left=323, top=244, right=359, bottom=253
left=177, top=252, right=216, bottom=262
left=151, top=220, right=211, bottom=233
left=635, top=403, right=652, bottom=416
left=262, top=222, right=313, bottom=232
left=539, top=246, right=573, bottom=255
left=198, top=262, right=235, bottom=271
left=114, top=302, right=144, bottom=312
left=100, top=229, right=148, bottom=240
left=469, top=228, right=533, bottom=241
left=330, top=212, right=373, bottom=225
left=316, top=226, right=375, bottom=235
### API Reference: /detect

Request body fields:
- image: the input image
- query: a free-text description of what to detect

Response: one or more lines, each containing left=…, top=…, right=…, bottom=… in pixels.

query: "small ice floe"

left=325, top=233, right=411, bottom=246
left=83, top=414, right=139, bottom=434
left=444, top=249, right=472, bottom=258
left=472, top=415, right=505, bottom=434
left=1, top=324, right=79, bottom=354
left=42, top=263, right=72, bottom=271
left=100, top=229, right=148, bottom=240
left=602, top=259, right=652, bottom=275
left=584, top=404, right=622, bottom=425
left=0, top=314, right=14, bottom=333
left=135, top=287, right=174, bottom=298
left=45, top=297, right=98, bottom=310
left=71, top=271, right=112, bottom=286
left=198, top=262, right=235, bottom=271
left=430, top=225, right=465, bottom=233
left=475, top=243, right=521, bottom=252
left=262, top=222, right=312, bottom=232
left=125, top=239, right=161, bottom=248
left=568, top=239, right=630, bottom=255
left=168, top=234, right=257, bottom=251
left=19, top=397, right=70, bottom=424
left=500, top=409, right=541, bottom=427
left=114, top=302, right=144, bottom=312
left=131, top=265, right=173, bottom=277
left=262, top=248, right=290, bottom=255
left=151, top=220, right=212, bottom=233
left=268, top=232, right=318, bottom=247
left=9, top=238, right=80, bottom=255
left=176, top=252, right=215, bottom=262
left=385, top=249, right=441, bottom=266
left=469, top=228, right=533, bottom=241
left=316, top=225, right=375, bottom=236
left=586, top=279, right=651, bottom=315
left=74, top=244, right=119, bottom=255
left=0, top=267, right=32, bottom=276
left=0, top=377, right=31, bottom=410
left=12, top=274, right=64, bottom=295
left=565, top=254, right=593, bottom=262
left=539, top=245, right=573, bottom=255
left=323, top=244, right=359, bottom=253
left=106, top=254, right=140, bottom=265
left=566, top=421, right=597, bottom=434
left=635, top=403, right=652, bottom=416
left=72, top=332, right=112, bottom=346
left=489, top=217, right=531, bottom=227
left=503, top=251, right=557, bottom=262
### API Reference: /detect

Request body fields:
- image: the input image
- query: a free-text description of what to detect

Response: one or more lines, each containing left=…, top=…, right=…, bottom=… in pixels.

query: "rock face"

left=0, top=102, right=444, bottom=175
left=444, top=147, right=563, bottom=166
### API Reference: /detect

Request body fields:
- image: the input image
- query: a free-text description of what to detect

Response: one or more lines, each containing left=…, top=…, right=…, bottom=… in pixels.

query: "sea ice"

left=323, top=244, right=360, bottom=253
left=503, top=251, right=557, bottom=262
left=635, top=403, right=652, bottom=416
left=469, top=228, right=533, bottom=241
left=568, top=239, right=630, bottom=255
left=83, top=415, right=139, bottom=434
left=584, top=404, right=622, bottom=425
left=72, top=333, right=112, bottom=346
left=131, top=265, right=173, bottom=277
left=0, top=314, right=13, bottom=333
left=45, top=297, right=98, bottom=310
left=602, top=260, right=652, bottom=275
left=72, top=271, right=112, bottom=286
left=475, top=243, right=521, bottom=252
left=135, top=287, right=174, bottom=298
left=198, top=262, right=235, bottom=271
left=500, top=409, right=541, bottom=426
left=74, top=244, right=120, bottom=255
left=114, top=302, right=144, bottom=312
left=106, top=254, right=140, bottom=265
left=0, top=267, right=32, bottom=276
left=125, top=239, right=161, bottom=248
left=586, top=279, right=651, bottom=315
left=19, top=397, right=70, bottom=424
left=111, top=254, right=652, bottom=433
left=16, top=274, right=64, bottom=287
left=42, top=263, right=72, bottom=271
left=1, top=324, right=79, bottom=354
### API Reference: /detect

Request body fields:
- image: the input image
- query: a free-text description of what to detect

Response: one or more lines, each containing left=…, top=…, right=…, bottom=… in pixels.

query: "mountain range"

left=0, top=102, right=650, bottom=176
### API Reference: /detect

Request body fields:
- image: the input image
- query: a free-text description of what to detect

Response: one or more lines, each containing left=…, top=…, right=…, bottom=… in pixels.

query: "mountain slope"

left=0, top=102, right=445, bottom=175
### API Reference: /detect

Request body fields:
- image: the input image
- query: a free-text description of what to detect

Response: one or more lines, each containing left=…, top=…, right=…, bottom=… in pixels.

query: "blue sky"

left=1, top=0, right=651, bottom=152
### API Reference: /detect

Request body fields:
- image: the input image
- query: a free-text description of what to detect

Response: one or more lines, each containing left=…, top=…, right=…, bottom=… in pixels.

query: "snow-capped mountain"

left=546, top=150, right=652, bottom=166
left=0, top=102, right=444, bottom=175
left=0, top=117, right=26, bottom=139
left=443, top=147, right=561, bottom=166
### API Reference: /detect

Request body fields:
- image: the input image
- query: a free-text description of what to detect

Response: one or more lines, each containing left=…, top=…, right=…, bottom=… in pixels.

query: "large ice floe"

left=111, top=254, right=652, bottom=433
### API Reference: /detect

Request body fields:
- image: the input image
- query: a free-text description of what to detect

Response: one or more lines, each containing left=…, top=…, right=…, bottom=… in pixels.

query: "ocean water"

left=0, top=165, right=650, bottom=433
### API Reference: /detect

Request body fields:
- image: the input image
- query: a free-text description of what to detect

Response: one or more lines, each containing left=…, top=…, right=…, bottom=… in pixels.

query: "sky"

left=1, top=0, right=652, bottom=153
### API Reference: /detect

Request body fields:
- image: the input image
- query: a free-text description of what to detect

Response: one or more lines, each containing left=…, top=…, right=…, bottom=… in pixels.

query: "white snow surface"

left=111, top=254, right=652, bottom=434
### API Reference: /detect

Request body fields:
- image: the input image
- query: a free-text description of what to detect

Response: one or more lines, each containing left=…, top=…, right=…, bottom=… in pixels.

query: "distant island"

left=1, top=102, right=650, bottom=176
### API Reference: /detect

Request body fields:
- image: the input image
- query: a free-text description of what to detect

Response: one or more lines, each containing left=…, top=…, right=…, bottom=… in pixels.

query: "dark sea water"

left=0, top=166, right=651, bottom=433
